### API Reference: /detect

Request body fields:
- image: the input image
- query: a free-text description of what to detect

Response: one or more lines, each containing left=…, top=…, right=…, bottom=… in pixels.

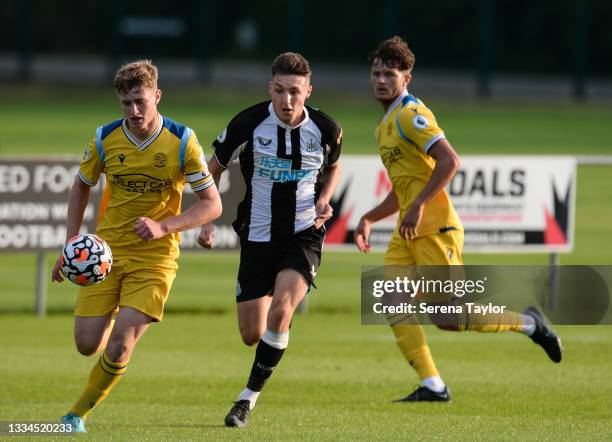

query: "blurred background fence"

left=1, top=0, right=611, bottom=100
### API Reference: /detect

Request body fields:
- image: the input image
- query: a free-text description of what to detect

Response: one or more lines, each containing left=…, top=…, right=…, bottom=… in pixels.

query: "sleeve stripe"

left=78, top=171, right=97, bottom=187
left=188, top=173, right=214, bottom=187
left=423, top=134, right=446, bottom=153
left=185, top=171, right=207, bottom=182
left=178, top=128, right=192, bottom=171
left=191, top=176, right=215, bottom=192
left=95, top=126, right=106, bottom=164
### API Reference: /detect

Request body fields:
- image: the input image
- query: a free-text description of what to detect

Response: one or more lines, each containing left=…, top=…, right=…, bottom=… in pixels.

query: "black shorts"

left=236, top=225, right=325, bottom=303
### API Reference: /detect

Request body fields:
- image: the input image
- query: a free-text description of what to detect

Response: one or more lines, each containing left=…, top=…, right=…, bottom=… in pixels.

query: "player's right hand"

left=51, top=255, right=64, bottom=283
left=197, top=223, right=214, bottom=249
left=354, top=217, right=372, bottom=253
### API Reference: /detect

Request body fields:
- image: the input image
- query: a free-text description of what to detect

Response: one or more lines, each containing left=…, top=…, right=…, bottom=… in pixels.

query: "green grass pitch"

left=0, top=86, right=611, bottom=439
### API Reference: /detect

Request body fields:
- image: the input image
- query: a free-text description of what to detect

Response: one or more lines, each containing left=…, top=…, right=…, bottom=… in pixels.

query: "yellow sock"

left=458, top=306, right=524, bottom=333
left=391, top=324, right=440, bottom=380
left=69, top=352, right=128, bottom=419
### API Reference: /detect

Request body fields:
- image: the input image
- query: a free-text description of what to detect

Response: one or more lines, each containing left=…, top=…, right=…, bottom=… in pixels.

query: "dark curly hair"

left=370, top=36, right=415, bottom=71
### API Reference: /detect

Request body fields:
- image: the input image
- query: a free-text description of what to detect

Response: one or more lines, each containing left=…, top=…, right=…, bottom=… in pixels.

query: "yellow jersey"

left=376, top=92, right=462, bottom=238
left=78, top=114, right=213, bottom=261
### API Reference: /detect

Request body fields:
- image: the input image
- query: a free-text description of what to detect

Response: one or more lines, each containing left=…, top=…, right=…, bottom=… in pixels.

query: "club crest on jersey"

left=256, top=136, right=273, bottom=149
left=413, top=114, right=429, bottom=130
left=305, top=138, right=319, bottom=152
left=154, top=152, right=167, bottom=168
left=118, top=153, right=127, bottom=164
left=217, top=128, right=227, bottom=143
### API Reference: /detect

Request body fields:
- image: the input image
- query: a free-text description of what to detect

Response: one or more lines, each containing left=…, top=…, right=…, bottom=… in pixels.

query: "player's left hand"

left=51, top=255, right=64, bottom=283
left=314, top=200, right=333, bottom=229
left=134, top=217, right=168, bottom=241
left=399, top=202, right=424, bottom=240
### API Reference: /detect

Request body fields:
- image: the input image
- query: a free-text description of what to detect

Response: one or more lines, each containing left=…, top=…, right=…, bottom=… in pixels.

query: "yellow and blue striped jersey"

left=79, top=114, right=213, bottom=260
left=376, top=92, right=462, bottom=238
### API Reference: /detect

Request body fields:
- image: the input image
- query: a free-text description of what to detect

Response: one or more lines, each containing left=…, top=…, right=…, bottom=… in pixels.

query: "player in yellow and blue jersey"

left=51, top=60, right=221, bottom=432
left=355, top=37, right=563, bottom=402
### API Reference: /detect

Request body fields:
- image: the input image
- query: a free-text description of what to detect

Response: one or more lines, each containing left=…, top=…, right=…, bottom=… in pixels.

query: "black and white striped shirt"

left=212, top=101, right=342, bottom=243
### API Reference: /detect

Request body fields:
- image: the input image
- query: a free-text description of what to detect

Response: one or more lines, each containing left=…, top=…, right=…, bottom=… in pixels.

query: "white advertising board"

left=325, top=155, right=576, bottom=253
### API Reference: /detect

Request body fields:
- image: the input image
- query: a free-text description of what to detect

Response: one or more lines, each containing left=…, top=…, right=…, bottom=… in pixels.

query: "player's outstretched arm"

left=197, top=156, right=225, bottom=249
left=355, top=190, right=400, bottom=253
left=399, top=138, right=460, bottom=240
left=51, top=178, right=92, bottom=282
left=135, top=184, right=222, bottom=241
left=315, top=161, right=342, bottom=229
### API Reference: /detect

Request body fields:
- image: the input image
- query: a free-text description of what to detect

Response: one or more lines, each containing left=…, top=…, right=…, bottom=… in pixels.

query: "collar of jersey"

left=382, top=90, right=409, bottom=124
left=121, top=114, right=163, bottom=151
left=268, top=102, right=310, bottom=130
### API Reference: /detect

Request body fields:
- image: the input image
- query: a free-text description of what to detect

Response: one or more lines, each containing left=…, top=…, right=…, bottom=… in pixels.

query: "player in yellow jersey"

left=50, top=60, right=222, bottom=432
left=355, top=37, right=563, bottom=402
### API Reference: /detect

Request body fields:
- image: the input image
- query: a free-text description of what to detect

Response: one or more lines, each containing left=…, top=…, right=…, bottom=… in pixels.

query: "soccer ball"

left=61, top=234, right=113, bottom=286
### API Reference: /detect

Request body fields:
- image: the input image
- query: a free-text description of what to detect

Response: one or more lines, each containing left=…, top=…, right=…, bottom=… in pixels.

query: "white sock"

left=238, top=388, right=261, bottom=410
left=422, top=376, right=446, bottom=393
left=519, top=314, right=537, bottom=336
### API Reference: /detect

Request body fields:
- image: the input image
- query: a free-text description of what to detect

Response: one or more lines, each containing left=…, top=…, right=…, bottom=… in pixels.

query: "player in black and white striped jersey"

left=198, top=52, right=342, bottom=428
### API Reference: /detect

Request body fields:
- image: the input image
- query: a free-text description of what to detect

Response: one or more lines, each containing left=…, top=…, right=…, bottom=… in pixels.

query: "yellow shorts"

left=74, top=258, right=178, bottom=322
left=384, top=229, right=464, bottom=265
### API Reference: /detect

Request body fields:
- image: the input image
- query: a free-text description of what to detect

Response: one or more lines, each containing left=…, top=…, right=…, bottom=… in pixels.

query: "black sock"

left=246, top=340, right=286, bottom=392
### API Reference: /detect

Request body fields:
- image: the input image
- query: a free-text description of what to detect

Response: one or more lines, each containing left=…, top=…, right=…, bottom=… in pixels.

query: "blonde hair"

left=114, top=59, right=158, bottom=94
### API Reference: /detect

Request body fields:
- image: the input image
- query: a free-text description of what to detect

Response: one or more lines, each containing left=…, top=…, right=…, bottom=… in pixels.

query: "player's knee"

left=74, top=336, right=102, bottom=356
left=240, top=329, right=262, bottom=346
left=267, top=304, right=293, bottom=330
left=428, top=312, right=461, bottom=331
left=105, top=337, right=132, bottom=361
left=435, top=323, right=460, bottom=331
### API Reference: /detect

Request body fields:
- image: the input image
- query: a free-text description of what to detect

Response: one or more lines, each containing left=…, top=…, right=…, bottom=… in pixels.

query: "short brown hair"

left=114, top=59, right=158, bottom=94
left=370, top=36, right=415, bottom=71
left=271, top=52, right=311, bottom=77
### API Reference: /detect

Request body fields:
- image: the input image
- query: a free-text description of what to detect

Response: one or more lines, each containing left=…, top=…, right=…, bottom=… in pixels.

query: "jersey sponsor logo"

left=217, top=128, right=227, bottom=143
left=257, top=156, right=314, bottom=182
left=256, top=136, right=273, bottom=149
left=259, top=168, right=315, bottom=182
left=259, top=157, right=291, bottom=169
left=380, top=145, right=403, bottom=167
left=110, top=173, right=172, bottom=194
left=305, top=138, right=319, bottom=152
left=118, top=153, right=127, bottom=164
left=153, top=152, right=167, bottom=168
left=413, top=114, right=429, bottom=130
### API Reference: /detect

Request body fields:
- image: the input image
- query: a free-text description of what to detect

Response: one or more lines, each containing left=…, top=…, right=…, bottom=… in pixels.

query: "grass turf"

left=1, top=85, right=612, bottom=156
left=0, top=313, right=610, bottom=440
